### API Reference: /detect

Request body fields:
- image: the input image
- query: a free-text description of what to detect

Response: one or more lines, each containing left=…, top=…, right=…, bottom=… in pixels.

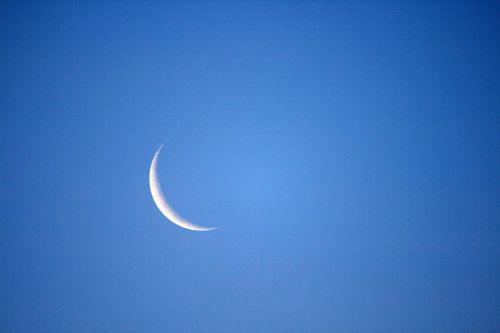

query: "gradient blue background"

left=1, top=1, right=499, bottom=332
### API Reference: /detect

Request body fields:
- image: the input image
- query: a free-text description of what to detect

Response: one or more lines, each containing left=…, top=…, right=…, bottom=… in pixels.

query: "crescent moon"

left=149, top=145, right=217, bottom=231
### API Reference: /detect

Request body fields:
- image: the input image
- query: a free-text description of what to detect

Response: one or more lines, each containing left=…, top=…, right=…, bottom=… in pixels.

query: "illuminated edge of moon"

left=149, top=144, right=217, bottom=232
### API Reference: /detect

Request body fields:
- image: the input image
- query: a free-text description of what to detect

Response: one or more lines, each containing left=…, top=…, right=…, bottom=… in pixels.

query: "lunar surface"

left=149, top=145, right=216, bottom=231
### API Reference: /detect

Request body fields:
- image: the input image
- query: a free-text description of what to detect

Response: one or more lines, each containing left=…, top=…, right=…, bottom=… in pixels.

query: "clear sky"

left=1, top=1, right=499, bottom=332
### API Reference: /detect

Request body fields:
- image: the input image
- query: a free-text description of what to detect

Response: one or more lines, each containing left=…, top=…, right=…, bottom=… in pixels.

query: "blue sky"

left=1, top=1, right=499, bottom=332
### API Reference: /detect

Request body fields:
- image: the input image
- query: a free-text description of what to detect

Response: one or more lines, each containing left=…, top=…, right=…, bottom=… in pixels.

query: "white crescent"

left=149, top=145, right=216, bottom=231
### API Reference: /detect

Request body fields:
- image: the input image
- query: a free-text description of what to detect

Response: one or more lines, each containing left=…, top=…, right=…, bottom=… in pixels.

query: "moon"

left=149, top=145, right=217, bottom=231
